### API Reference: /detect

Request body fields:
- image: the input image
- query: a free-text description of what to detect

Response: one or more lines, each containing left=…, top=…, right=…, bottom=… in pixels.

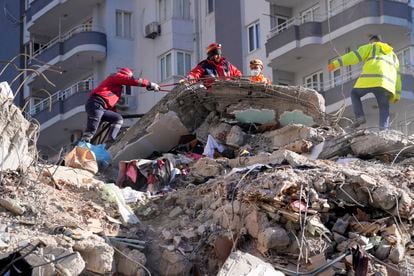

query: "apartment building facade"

left=0, top=0, right=24, bottom=106
left=21, top=0, right=414, bottom=158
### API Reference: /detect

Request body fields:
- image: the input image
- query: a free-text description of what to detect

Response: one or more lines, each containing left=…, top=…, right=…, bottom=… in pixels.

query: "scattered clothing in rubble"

left=203, top=134, right=225, bottom=158
left=117, top=154, right=190, bottom=194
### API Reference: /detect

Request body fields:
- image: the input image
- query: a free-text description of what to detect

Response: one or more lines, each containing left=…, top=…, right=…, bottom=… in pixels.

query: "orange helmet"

left=249, top=59, right=263, bottom=69
left=206, top=43, right=222, bottom=57
left=118, top=67, right=133, bottom=77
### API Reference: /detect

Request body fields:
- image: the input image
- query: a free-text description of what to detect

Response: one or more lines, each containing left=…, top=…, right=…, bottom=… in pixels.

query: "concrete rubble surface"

left=1, top=81, right=414, bottom=275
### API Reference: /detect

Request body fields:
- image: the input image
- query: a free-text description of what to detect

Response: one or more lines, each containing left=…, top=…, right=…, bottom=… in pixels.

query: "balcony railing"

left=30, top=78, right=94, bottom=115
left=268, top=0, right=409, bottom=38
left=303, top=65, right=363, bottom=92
left=32, top=23, right=105, bottom=58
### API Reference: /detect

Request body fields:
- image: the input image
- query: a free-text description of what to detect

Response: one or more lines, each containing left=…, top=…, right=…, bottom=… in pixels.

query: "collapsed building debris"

left=0, top=87, right=38, bottom=171
left=1, top=80, right=414, bottom=275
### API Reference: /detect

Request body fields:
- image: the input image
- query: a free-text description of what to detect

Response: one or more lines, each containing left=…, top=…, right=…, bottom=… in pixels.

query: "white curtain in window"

left=173, top=0, right=190, bottom=19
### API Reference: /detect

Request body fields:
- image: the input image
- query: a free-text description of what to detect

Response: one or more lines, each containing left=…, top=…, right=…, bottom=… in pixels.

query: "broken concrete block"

left=0, top=90, right=38, bottom=171
left=226, top=125, right=245, bottom=147
left=351, top=130, right=414, bottom=157
left=111, top=111, right=190, bottom=162
left=257, top=226, right=290, bottom=253
left=332, top=216, right=350, bottom=235
left=0, top=197, right=25, bottom=215
left=389, top=243, right=405, bottom=264
left=264, top=124, right=318, bottom=149
left=25, top=246, right=85, bottom=276
left=284, top=139, right=313, bottom=153
left=168, top=206, right=183, bottom=218
left=159, top=250, right=191, bottom=276
left=217, top=250, right=284, bottom=276
left=42, top=165, right=104, bottom=189
left=191, top=157, right=224, bottom=178
left=115, top=248, right=146, bottom=276
left=73, top=235, right=114, bottom=274
left=210, top=123, right=232, bottom=143
left=245, top=210, right=270, bottom=239
left=162, top=230, right=174, bottom=241
left=372, top=185, right=397, bottom=211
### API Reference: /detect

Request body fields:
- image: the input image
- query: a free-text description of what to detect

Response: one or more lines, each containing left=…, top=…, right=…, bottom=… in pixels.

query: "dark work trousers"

left=351, top=87, right=390, bottom=129
left=83, top=96, right=123, bottom=142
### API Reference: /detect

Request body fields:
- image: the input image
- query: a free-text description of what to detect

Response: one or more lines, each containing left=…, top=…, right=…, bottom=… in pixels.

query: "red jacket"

left=90, top=72, right=150, bottom=109
left=187, top=57, right=242, bottom=87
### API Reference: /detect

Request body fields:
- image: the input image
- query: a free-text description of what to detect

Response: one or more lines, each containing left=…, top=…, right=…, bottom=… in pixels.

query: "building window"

left=328, top=0, right=345, bottom=16
left=116, top=10, right=132, bottom=38
left=304, top=71, right=324, bottom=91
left=301, top=4, right=320, bottom=23
left=248, top=22, right=260, bottom=52
left=177, top=51, right=191, bottom=76
left=159, top=0, right=172, bottom=22
left=160, top=52, right=172, bottom=81
left=397, top=47, right=412, bottom=68
left=173, top=0, right=190, bottom=19
left=207, top=0, right=214, bottom=14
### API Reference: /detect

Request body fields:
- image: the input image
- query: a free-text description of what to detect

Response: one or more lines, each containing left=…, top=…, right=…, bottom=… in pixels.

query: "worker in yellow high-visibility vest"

left=328, top=35, right=401, bottom=129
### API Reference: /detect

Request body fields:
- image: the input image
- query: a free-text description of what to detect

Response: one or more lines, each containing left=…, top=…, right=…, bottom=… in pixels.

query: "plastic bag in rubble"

left=121, top=186, right=147, bottom=204
left=64, top=146, right=98, bottom=174
left=77, top=141, right=111, bottom=169
left=101, top=184, right=140, bottom=224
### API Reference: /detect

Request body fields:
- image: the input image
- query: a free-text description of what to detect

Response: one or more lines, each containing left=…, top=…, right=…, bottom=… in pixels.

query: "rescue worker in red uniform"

left=81, top=67, right=160, bottom=143
left=249, top=59, right=271, bottom=85
left=185, top=43, right=242, bottom=87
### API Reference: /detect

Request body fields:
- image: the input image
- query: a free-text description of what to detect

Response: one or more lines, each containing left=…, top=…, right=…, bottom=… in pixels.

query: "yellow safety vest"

left=332, top=42, right=401, bottom=102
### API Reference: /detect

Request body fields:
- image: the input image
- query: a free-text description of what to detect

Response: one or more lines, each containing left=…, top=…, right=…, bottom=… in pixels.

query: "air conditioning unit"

left=145, top=22, right=161, bottom=39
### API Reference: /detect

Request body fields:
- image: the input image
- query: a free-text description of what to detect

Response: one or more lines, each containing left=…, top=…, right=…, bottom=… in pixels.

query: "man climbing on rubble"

left=81, top=67, right=160, bottom=144
left=249, top=59, right=271, bottom=85
left=181, top=43, right=242, bottom=88
left=328, top=35, right=401, bottom=130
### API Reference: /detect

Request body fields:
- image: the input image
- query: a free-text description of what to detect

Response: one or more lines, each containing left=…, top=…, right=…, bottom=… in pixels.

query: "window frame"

left=247, top=21, right=261, bottom=53
left=304, top=70, right=324, bottom=91
left=160, top=50, right=192, bottom=82
left=176, top=51, right=192, bottom=77
left=207, top=0, right=215, bottom=14
left=173, top=0, right=190, bottom=19
left=115, top=10, right=133, bottom=39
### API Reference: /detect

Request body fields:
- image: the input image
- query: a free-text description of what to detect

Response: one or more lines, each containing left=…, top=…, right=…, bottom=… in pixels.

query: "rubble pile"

left=1, top=81, right=414, bottom=275
left=132, top=152, right=414, bottom=275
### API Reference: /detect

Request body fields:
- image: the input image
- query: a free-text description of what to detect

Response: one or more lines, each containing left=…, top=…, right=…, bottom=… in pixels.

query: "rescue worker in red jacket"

left=185, top=43, right=242, bottom=87
left=81, top=67, right=160, bottom=143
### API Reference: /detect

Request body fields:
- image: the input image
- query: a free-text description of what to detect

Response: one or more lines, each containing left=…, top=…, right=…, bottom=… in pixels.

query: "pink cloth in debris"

left=126, top=162, right=138, bottom=183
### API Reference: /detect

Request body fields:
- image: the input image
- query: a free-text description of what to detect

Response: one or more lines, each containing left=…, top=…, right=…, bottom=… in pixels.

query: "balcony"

left=30, top=78, right=93, bottom=125
left=26, top=0, right=102, bottom=35
left=27, top=24, right=106, bottom=90
left=266, top=0, right=411, bottom=69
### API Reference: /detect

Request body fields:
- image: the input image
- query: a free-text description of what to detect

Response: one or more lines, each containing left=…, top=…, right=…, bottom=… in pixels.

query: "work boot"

left=350, top=117, right=366, bottom=129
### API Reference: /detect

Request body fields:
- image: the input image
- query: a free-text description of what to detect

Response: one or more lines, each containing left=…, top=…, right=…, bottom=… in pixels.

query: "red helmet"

left=118, top=67, right=133, bottom=77
left=206, top=43, right=222, bottom=57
